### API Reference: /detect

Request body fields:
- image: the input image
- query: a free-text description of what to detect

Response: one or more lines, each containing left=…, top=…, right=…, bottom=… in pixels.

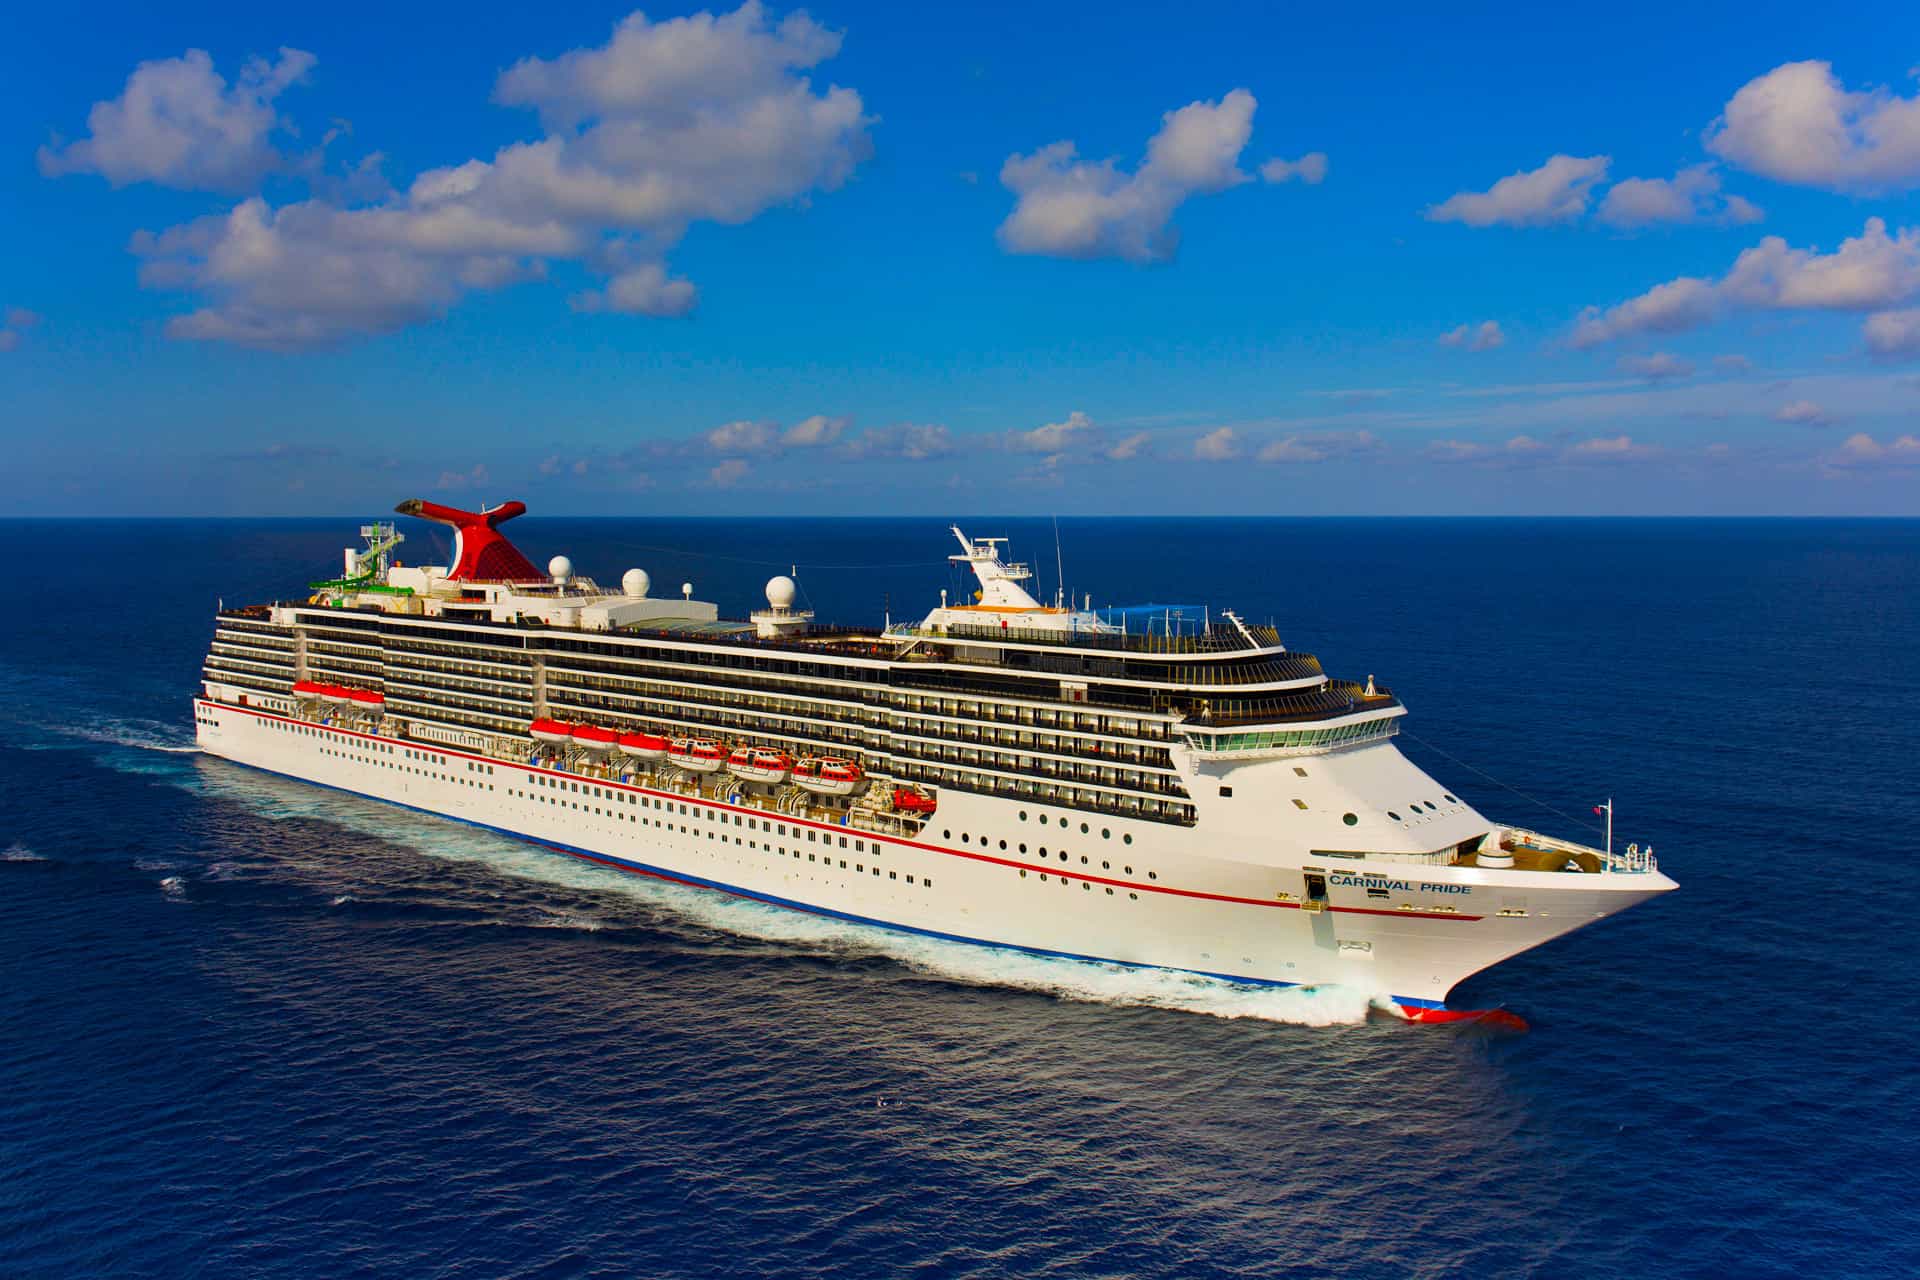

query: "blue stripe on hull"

left=201, top=747, right=1449, bottom=1012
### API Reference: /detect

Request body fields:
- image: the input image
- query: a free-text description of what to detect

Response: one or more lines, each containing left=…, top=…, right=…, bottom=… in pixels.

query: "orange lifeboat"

left=618, top=731, right=669, bottom=761
left=727, top=746, right=793, bottom=784
left=669, top=738, right=724, bottom=773
left=529, top=718, right=575, bottom=745
left=572, top=725, right=618, bottom=752
left=794, top=757, right=864, bottom=797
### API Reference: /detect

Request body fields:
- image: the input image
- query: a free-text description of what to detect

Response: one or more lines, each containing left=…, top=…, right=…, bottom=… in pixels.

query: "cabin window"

left=1343, top=813, right=1358, bottom=826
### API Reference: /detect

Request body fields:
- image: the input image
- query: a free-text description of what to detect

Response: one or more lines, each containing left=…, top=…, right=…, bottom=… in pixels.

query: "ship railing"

left=1180, top=681, right=1400, bottom=727
left=885, top=621, right=1283, bottom=656
left=1501, top=826, right=1661, bottom=874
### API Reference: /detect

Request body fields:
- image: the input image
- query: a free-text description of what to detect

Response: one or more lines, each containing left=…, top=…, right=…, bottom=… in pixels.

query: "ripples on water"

left=1, top=518, right=1915, bottom=1279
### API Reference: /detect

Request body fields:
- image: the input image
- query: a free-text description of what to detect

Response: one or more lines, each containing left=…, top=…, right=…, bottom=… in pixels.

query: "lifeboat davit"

left=618, top=731, right=669, bottom=761
left=794, top=757, right=864, bottom=797
left=529, top=718, right=575, bottom=744
left=892, top=787, right=937, bottom=815
left=572, top=725, right=618, bottom=752
left=727, top=746, right=793, bottom=785
left=669, top=738, right=724, bottom=773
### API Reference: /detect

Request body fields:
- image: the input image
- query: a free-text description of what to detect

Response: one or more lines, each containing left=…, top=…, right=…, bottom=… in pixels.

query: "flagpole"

left=1605, top=797, right=1613, bottom=870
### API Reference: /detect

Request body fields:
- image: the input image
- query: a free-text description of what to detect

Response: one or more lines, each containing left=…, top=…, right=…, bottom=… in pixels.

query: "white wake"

left=193, top=762, right=1384, bottom=1026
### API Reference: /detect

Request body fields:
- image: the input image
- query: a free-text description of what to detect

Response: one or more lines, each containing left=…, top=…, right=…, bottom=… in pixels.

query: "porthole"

left=1059, top=817, right=1067, bottom=828
left=961, top=833, right=970, bottom=844
left=1343, top=813, right=1358, bottom=826
left=1040, top=873, right=1048, bottom=882
left=1080, top=822, right=1089, bottom=834
left=1019, top=843, right=1028, bottom=853
left=1058, top=853, right=1068, bottom=863
left=1389, top=811, right=1402, bottom=821
left=1101, top=828, right=1110, bottom=839
left=999, top=839, right=1008, bottom=850
left=943, top=829, right=951, bottom=839
left=1123, top=834, right=1133, bottom=845
left=1019, top=810, right=1028, bottom=821
left=1124, top=865, right=1133, bottom=874
left=1039, top=847, right=1048, bottom=857
left=1020, top=870, right=1027, bottom=878
left=1102, top=861, right=1110, bottom=869
left=1443, top=793, right=1458, bottom=804
left=1148, top=871, right=1157, bottom=880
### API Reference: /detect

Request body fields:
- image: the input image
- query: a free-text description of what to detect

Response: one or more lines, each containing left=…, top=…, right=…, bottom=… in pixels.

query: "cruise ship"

left=193, top=498, right=1676, bottom=1024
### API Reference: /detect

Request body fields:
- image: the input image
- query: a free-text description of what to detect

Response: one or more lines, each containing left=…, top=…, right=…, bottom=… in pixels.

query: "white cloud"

left=0, top=306, right=40, bottom=352
left=998, top=89, right=1259, bottom=263
left=1424, top=434, right=1551, bottom=464
left=1570, top=276, right=1719, bottom=347
left=570, top=262, right=697, bottom=317
left=843, top=424, right=954, bottom=460
left=1864, top=308, right=1920, bottom=358
left=1721, top=218, right=1920, bottom=309
left=1827, top=432, right=1920, bottom=467
left=1105, top=431, right=1151, bottom=461
left=437, top=463, right=491, bottom=490
left=1255, top=430, right=1381, bottom=463
left=1569, top=217, right=1920, bottom=347
left=38, top=47, right=314, bottom=192
left=1567, top=434, right=1658, bottom=462
left=1007, top=410, right=1097, bottom=453
left=708, top=458, right=750, bottom=487
left=706, top=419, right=778, bottom=452
left=87, top=5, right=872, bottom=348
left=1438, top=320, right=1505, bottom=351
left=782, top=414, right=847, bottom=447
left=1427, top=154, right=1609, bottom=228
left=1706, top=60, right=1920, bottom=192
left=1193, top=426, right=1239, bottom=460
left=1595, top=164, right=1762, bottom=229
left=1774, top=399, right=1831, bottom=426
left=1715, top=353, right=1755, bottom=373
left=1617, top=352, right=1695, bottom=381
left=1259, top=152, right=1328, bottom=185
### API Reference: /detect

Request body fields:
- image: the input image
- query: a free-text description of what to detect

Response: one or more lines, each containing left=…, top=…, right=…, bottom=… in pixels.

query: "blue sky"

left=4, top=0, right=1920, bottom=515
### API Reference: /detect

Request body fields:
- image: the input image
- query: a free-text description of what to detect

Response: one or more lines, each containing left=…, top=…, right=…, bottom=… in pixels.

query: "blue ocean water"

left=1, top=516, right=1916, bottom=1280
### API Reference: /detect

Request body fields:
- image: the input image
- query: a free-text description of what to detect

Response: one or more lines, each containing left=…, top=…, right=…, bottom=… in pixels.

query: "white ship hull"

left=194, top=697, right=1673, bottom=1016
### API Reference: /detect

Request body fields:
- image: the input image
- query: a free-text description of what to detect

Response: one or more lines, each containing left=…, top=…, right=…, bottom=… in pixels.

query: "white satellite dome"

left=548, top=555, right=573, bottom=583
left=765, top=575, right=798, bottom=609
left=621, top=568, right=650, bottom=598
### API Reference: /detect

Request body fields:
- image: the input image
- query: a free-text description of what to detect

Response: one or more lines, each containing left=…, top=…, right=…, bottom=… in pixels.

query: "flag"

left=1592, top=805, right=1605, bottom=815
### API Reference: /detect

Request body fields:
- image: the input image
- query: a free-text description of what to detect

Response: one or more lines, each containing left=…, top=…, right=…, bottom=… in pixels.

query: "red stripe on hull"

left=1393, top=1005, right=1529, bottom=1031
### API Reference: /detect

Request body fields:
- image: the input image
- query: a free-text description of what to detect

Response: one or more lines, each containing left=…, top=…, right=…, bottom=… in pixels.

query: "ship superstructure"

left=194, top=499, right=1675, bottom=1021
